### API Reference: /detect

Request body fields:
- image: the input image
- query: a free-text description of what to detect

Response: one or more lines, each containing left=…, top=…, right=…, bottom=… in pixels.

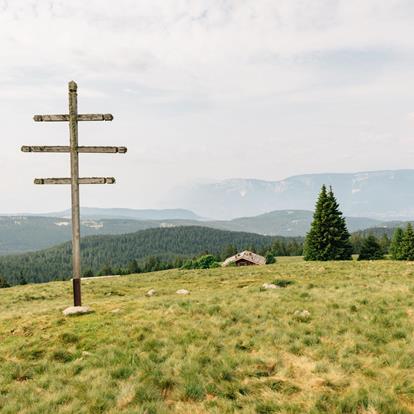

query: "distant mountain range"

left=19, top=207, right=200, bottom=221
left=0, top=209, right=399, bottom=255
left=3, top=168, right=414, bottom=254
left=168, top=170, right=414, bottom=219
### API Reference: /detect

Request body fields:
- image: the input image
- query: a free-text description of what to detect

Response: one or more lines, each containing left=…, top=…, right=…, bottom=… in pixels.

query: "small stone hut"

left=222, top=250, right=266, bottom=267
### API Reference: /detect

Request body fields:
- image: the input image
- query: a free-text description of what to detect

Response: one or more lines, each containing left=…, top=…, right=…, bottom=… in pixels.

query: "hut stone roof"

left=222, top=250, right=266, bottom=267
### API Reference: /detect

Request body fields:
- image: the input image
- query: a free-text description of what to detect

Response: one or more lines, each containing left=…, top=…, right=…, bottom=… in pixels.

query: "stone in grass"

left=293, top=309, right=311, bottom=321
left=262, top=283, right=280, bottom=290
left=62, top=306, right=93, bottom=316
left=176, top=289, right=190, bottom=295
left=145, top=288, right=157, bottom=297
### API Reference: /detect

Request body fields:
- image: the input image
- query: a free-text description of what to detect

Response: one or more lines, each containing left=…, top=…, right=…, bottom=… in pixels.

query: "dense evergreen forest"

left=0, top=226, right=303, bottom=286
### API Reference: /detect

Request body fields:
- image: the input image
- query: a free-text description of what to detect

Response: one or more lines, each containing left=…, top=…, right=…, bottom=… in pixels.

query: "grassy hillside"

left=0, top=226, right=301, bottom=285
left=1, top=259, right=414, bottom=413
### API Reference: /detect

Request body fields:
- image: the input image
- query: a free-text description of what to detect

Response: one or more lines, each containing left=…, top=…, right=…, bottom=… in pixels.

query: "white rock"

left=111, top=308, right=121, bottom=313
left=176, top=289, right=190, bottom=295
left=62, top=306, right=93, bottom=316
left=145, top=288, right=157, bottom=297
left=262, top=283, right=279, bottom=290
left=294, top=309, right=311, bottom=319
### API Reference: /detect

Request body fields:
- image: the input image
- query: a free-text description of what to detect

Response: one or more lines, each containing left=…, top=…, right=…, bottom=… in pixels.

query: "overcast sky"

left=1, top=0, right=414, bottom=212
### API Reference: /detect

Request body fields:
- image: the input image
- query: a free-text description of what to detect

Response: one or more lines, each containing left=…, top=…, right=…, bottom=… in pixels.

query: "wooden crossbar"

left=21, top=146, right=127, bottom=154
left=34, top=177, right=116, bottom=185
left=33, top=114, right=113, bottom=122
left=23, top=81, right=127, bottom=307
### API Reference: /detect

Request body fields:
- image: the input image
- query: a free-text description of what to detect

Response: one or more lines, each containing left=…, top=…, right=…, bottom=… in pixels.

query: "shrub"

left=195, top=254, right=219, bottom=269
left=272, top=279, right=294, bottom=288
left=265, top=252, right=276, bottom=264
left=181, top=254, right=219, bottom=269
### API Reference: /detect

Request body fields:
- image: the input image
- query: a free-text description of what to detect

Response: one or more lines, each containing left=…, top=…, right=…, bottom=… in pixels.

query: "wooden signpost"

left=22, top=81, right=127, bottom=308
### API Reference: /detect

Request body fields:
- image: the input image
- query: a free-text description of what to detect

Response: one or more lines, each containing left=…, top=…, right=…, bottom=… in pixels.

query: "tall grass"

left=1, top=258, right=414, bottom=413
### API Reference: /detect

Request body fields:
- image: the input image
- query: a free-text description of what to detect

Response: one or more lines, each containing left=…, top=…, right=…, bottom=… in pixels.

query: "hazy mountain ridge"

left=5, top=207, right=199, bottom=221
left=0, top=210, right=395, bottom=255
left=169, top=170, right=414, bottom=219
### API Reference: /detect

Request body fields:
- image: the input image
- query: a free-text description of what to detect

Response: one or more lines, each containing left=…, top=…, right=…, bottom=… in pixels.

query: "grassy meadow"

left=1, top=258, right=414, bottom=413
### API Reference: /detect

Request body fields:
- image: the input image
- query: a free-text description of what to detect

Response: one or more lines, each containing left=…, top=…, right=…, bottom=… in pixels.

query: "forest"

left=0, top=226, right=302, bottom=286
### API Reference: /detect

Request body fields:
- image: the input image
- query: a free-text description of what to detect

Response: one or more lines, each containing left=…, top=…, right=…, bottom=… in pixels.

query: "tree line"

left=0, top=226, right=303, bottom=287
left=2, top=189, right=414, bottom=288
left=303, top=184, right=413, bottom=262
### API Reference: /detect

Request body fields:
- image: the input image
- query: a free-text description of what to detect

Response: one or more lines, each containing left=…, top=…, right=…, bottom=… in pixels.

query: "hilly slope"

left=0, top=226, right=293, bottom=285
left=0, top=211, right=384, bottom=255
left=0, top=216, right=159, bottom=255
left=1, top=260, right=414, bottom=413
left=169, top=170, right=414, bottom=219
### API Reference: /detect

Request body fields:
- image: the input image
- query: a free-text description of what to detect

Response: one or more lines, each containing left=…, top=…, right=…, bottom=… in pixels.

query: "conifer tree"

left=400, top=223, right=414, bottom=260
left=0, top=275, right=10, bottom=288
left=390, top=228, right=404, bottom=260
left=379, top=234, right=391, bottom=255
left=357, top=234, right=384, bottom=260
left=304, top=185, right=352, bottom=261
left=127, top=259, right=140, bottom=274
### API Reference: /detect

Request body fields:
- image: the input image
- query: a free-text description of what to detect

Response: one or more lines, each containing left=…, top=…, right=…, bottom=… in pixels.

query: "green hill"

left=0, top=216, right=160, bottom=255
left=0, top=226, right=300, bottom=285
left=0, top=211, right=385, bottom=255
left=1, top=260, right=414, bottom=413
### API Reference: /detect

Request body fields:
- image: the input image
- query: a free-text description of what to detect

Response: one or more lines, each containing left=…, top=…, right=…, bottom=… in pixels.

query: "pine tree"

left=222, top=245, right=237, bottom=261
left=304, top=185, right=352, bottom=261
left=379, top=234, right=391, bottom=255
left=127, top=259, right=140, bottom=274
left=0, top=275, right=10, bottom=288
left=400, top=224, right=414, bottom=260
left=390, top=228, right=404, bottom=260
left=357, top=235, right=384, bottom=260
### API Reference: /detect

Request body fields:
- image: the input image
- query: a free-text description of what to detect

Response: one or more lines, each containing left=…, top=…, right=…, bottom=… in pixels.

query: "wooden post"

left=69, top=81, right=82, bottom=306
left=22, top=81, right=126, bottom=309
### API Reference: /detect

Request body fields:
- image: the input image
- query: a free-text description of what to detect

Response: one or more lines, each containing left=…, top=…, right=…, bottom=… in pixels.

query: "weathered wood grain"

left=21, top=146, right=127, bottom=153
left=25, top=80, right=126, bottom=307
left=34, top=177, right=116, bottom=185
left=33, top=114, right=113, bottom=122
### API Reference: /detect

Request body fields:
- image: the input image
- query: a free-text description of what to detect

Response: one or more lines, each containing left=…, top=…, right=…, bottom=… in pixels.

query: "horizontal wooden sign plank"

left=22, top=146, right=127, bottom=154
left=34, top=177, right=116, bottom=185
left=33, top=114, right=113, bottom=122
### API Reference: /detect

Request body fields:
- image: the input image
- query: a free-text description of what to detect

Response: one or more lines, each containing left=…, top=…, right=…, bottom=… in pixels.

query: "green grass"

left=1, top=258, right=414, bottom=413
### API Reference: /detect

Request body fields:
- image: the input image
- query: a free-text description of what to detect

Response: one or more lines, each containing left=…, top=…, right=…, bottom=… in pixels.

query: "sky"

left=1, top=0, right=414, bottom=212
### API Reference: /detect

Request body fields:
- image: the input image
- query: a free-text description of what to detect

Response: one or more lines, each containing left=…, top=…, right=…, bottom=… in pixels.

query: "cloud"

left=1, top=1, right=414, bottom=212
left=1, top=0, right=414, bottom=102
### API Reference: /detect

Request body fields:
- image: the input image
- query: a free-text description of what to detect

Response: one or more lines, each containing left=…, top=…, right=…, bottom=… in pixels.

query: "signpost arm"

left=69, top=81, right=82, bottom=306
left=22, top=81, right=126, bottom=310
